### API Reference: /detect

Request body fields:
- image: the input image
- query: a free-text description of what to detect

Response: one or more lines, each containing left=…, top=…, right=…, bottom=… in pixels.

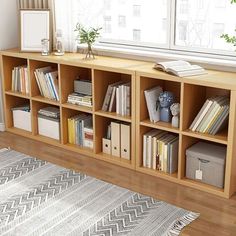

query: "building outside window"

left=133, top=5, right=141, bottom=17
left=103, top=16, right=112, bottom=33
left=133, top=29, right=141, bottom=41
left=118, top=15, right=126, bottom=28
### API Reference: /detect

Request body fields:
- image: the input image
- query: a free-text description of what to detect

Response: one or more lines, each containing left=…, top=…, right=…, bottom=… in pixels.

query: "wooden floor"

left=0, top=132, right=236, bottom=236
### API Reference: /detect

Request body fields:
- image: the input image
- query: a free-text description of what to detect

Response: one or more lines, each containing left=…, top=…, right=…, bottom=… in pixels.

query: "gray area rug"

left=0, top=148, right=199, bottom=236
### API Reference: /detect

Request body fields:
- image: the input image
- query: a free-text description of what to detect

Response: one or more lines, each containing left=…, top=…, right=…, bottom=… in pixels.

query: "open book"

left=153, top=60, right=207, bottom=77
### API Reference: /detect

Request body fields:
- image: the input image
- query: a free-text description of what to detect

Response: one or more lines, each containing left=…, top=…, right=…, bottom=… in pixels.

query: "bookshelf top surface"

left=135, top=64, right=236, bottom=90
left=0, top=48, right=146, bottom=74
left=1, top=48, right=236, bottom=90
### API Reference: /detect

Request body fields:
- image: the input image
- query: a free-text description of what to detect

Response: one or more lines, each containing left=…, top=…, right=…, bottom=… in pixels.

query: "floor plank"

left=0, top=131, right=235, bottom=235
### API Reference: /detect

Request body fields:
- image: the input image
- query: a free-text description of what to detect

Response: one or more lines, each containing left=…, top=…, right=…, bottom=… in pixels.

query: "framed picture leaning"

left=20, top=9, right=51, bottom=52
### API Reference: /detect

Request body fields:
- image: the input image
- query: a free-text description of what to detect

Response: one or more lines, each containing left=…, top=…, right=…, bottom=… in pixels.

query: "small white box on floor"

left=13, top=110, right=32, bottom=132
left=38, top=115, right=60, bottom=140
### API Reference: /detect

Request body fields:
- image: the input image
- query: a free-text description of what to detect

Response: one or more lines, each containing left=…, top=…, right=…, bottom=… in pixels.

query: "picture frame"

left=20, top=9, right=50, bottom=52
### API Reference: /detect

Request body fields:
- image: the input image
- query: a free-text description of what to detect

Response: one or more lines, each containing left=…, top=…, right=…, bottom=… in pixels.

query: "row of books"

left=143, top=129, right=178, bottom=173
left=144, top=86, right=163, bottom=122
left=189, top=96, right=229, bottom=135
left=68, top=114, right=93, bottom=149
left=34, top=66, right=59, bottom=101
left=103, top=121, right=131, bottom=160
left=67, top=93, right=92, bottom=107
left=11, top=65, right=29, bottom=94
left=102, top=81, right=131, bottom=116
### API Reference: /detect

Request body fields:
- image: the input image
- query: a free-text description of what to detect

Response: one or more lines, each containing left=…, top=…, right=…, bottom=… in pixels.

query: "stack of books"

left=67, top=79, right=92, bottom=107
left=67, top=93, right=92, bottom=107
left=144, top=86, right=163, bottom=122
left=189, top=96, right=229, bottom=135
left=143, top=130, right=179, bottom=173
left=11, top=65, right=29, bottom=94
left=68, top=114, right=93, bottom=149
left=34, top=66, right=59, bottom=101
left=38, top=107, right=60, bottom=119
left=102, top=81, right=131, bottom=116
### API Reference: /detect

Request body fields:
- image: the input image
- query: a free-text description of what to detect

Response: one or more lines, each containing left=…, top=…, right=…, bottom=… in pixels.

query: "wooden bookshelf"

left=1, top=49, right=236, bottom=198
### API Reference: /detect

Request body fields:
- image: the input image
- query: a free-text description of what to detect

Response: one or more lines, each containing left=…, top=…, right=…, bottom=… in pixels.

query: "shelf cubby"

left=136, top=125, right=179, bottom=180
left=60, top=64, right=92, bottom=105
left=4, top=94, right=31, bottom=133
left=138, top=76, right=181, bottom=132
left=31, top=100, right=61, bottom=142
left=29, top=59, right=58, bottom=98
left=182, top=83, right=230, bottom=143
left=94, top=114, right=133, bottom=167
left=180, top=135, right=227, bottom=192
left=61, top=107, right=94, bottom=153
left=93, top=69, right=132, bottom=117
left=2, top=55, right=28, bottom=94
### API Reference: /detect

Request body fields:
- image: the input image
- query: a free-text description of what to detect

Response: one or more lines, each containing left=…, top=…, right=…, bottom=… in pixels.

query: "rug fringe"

left=167, top=212, right=200, bottom=236
left=0, top=147, right=11, bottom=152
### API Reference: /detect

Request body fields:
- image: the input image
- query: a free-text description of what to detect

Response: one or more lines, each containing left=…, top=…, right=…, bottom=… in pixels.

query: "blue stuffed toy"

left=158, top=91, right=175, bottom=122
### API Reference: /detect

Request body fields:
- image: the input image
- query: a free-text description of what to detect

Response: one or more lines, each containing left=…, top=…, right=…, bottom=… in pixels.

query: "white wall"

left=0, top=0, right=19, bottom=129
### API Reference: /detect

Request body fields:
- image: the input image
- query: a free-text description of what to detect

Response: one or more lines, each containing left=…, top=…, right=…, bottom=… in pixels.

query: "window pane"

left=73, top=0, right=168, bottom=46
left=175, top=0, right=236, bottom=51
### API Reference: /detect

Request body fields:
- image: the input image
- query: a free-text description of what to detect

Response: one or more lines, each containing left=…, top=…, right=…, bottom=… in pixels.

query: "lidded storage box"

left=186, top=142, right=226, bottom=188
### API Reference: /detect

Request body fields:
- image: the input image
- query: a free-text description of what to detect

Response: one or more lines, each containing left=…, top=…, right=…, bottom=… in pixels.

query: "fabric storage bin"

left=13, top=109, right=31, bottom=132
left=186, top=142, right=226, bottom=188
left=38, top=115, right=60, bottom=140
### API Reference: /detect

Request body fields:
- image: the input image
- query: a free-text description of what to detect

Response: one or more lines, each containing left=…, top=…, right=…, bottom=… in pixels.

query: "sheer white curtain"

left=54, top=0, right=104, bottom=52
left=54, top=0, right=79, bottom=52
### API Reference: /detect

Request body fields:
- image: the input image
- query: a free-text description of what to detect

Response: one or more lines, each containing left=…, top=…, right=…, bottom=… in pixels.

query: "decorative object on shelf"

left=20, top=10, right=50, bottom=52
left=170, top=103, right=180, bottom=128
left=221, top=0, right=236, bottom=50
left=74, top=23, right=102, bottom=59
left=54, top=29, right=65, bottom=56
left=159, top=91, right=175, bottom=122
left=41, top=38, right=50, bottom=56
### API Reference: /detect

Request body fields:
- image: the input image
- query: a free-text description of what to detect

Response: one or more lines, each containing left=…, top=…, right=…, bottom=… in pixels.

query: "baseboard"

left=0, top=123, right=6, bottom=132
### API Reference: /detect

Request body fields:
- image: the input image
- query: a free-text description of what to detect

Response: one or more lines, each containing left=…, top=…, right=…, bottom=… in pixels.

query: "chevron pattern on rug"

left=0, top=170, right=85, bottom=226
left=0, top=157, right=46, bottom=185
left=83, top=194, right=162, bottom=236
left=0, top=149, right=199, bottom=236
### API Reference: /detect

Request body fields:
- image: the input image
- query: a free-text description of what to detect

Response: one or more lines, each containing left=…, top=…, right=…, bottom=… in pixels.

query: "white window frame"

left=96, top=0, right=236, bottom=60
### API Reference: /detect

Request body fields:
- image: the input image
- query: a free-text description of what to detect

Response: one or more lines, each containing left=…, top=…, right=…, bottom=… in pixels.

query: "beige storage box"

left=38, top=115, right=60, bottom=140
left=12, top=109, right=31, bottom=132
left=186, top=142, right=226, bottom=188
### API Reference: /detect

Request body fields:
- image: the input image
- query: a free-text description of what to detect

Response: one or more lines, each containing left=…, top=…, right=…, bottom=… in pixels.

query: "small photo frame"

left=20, top=10, right=50, bottom=52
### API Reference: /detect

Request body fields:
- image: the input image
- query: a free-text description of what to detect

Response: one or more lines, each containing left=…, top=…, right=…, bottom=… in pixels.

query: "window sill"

left=87, top=44, right=236, bottom=72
